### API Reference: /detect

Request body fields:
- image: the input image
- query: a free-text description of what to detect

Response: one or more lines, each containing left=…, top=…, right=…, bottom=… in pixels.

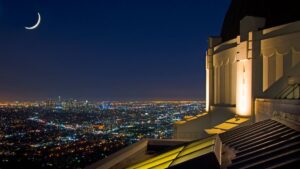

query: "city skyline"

left=0, top=0, right=230, bottom=101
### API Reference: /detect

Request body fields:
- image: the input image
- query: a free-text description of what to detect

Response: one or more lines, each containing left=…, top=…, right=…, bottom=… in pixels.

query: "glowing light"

left=206, top=70, right=210, bottom=111
left=127, top=147, right=183, bottom=169
left=204, top=128, right=226, bottom=135
left=236, top=61, right=251, bottom=116
left=226, top=117, right=249, bottom=124
left=178, top=139, right=214, bottom=157
left=214, top=123, right=238, bottom=130
left=174, top=112, right=208, bottom=125
left=204, top=117, right=249, bottom=135
left=150, top=161, right=173, bottom=169
left=186, top=116, right=197, bottom=121
left=174, top=121, right=186, bottom=125
left=134, top=153, right=177, bottom=169
left=170, top=147, right=213, bottom=167
left=196, top=112, right=208, bottom=117
left=128, top=137, right=217, bottom=169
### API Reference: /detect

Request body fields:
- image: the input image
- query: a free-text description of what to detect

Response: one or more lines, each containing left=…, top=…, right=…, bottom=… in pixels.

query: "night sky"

left=0, top=0, right=230, bottom=101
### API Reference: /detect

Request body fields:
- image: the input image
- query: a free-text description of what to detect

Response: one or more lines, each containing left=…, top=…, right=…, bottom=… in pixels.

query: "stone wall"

left=255, top=98, right=300, bottom=131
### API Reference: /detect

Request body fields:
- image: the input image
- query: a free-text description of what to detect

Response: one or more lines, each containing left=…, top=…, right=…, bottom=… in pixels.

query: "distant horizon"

left=0, top=93, right=205, bottom=102
left=0, top=97, right=205, bottom=103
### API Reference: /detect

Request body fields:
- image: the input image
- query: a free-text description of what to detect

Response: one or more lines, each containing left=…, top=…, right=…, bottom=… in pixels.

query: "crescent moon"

left=25, top=12, right=41, bottom=30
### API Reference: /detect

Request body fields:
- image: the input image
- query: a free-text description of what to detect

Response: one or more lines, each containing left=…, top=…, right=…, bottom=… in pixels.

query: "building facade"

left=206, top=16, right=300, bottom=117
left=174, top=0, right=300, bottom=140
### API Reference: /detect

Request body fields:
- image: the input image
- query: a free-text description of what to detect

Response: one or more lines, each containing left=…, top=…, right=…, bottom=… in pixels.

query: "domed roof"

left=221, top=0, right=300, bottom=42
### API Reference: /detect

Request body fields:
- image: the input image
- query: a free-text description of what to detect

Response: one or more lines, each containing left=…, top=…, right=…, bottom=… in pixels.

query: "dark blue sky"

left=0, top=0, right=230, bottom=101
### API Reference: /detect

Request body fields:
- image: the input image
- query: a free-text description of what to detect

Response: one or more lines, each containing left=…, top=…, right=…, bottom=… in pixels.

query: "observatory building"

left=88, top=0, right=300, bottom=168
left=174, top=0, right=300, bottom=140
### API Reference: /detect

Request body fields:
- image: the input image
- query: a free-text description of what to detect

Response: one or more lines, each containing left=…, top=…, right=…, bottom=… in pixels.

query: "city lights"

left=0, top=100, right=205, bottom=168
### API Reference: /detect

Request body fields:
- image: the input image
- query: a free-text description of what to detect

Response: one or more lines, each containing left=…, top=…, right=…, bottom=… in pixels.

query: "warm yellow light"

left=174, top=121, right=186, bottom=125
left=185, top=137, right=214, bottom=149
left=133, top=153, right=177, bottom=169
left=214, top=123, right=238, bottom=130
left=128, top=137, right=217, bottom=169
left=184, top=116, right=193, bottom=120
left=127, top=147, right=183, bottom=169
left=175, top=113, right=208, bottom=125
left=226, top=117, right=249, bottom=124
left=205, top=128, right=226, bottom=135
left=186, top=117, right=197, bottom=121
left=236, top=61, right=252, bottom=116
left=178, top=140, right=214, bottom=157
left=206, top=71, right=210, bottom=112
left=205, top=117, right=249, bottom=135
left=196, top=112, right=208, bottom=117
left=149, top=161, right=173, bottom=169
left=170, top=146, right=213, bottom=167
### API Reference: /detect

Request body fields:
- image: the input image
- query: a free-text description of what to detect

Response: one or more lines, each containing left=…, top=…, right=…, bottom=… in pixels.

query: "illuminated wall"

left=213, top=48, right=237, bottom=106
left=261, top=32, right=300, bottom=92
left=236, top=59, right=252, bottom=116
left=206, top=16, right=300, bottom=117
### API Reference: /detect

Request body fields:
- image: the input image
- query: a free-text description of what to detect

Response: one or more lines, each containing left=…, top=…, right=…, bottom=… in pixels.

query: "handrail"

left=279, top=84, right=299, bottom=99
left=275, top=85, right=292, bottom=99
